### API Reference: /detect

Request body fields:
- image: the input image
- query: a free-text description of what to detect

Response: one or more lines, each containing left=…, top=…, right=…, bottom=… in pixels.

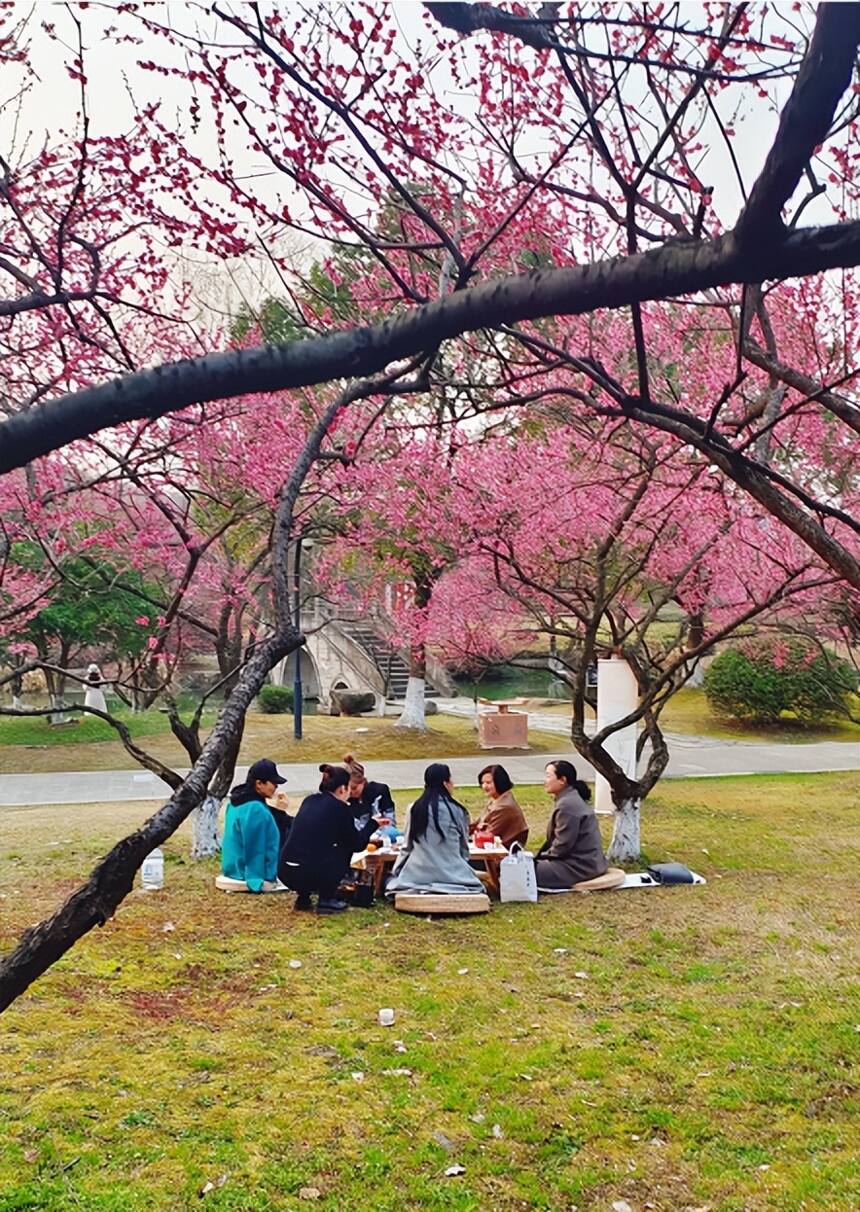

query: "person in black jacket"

left=282, top=764, right=389, bottom=914
left=344, top=753, right=396, bottom=829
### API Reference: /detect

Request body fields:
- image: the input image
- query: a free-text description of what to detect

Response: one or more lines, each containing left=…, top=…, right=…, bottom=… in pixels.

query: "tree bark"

left=190, top=793, right=221, bottom=860
left=607, top=798, right=641, bottom=863
left=3, top=221, right=860, bottom=477
left=396, top=575, right=432, bottom=730
left=395, top=674, right=428, bottom=731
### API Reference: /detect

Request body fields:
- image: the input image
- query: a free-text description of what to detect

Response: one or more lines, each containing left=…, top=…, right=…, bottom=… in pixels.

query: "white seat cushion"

left=215, top=875, right=289, bottom=894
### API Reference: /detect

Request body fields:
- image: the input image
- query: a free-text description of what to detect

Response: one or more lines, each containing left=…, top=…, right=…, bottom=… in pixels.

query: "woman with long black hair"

left=386, top=763, right=485, bottom=897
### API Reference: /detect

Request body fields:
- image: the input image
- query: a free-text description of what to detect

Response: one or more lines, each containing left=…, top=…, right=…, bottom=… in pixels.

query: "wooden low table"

left=351, top=843, right=508, bottom=897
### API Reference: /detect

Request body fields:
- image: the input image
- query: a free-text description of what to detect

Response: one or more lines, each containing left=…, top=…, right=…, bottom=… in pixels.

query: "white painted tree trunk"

left=395, top=676, right=427, bottom=730
left=607, top=797, right=641, bottom=862
left=11, top=694, right=23, bottom=710
left=191, top=793, right=222, bottom=859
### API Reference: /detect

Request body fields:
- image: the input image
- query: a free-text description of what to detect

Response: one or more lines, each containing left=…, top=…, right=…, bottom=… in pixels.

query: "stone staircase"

left=341, top=620, right=413, bottom=699
left=337, top=617, right=449, bottom=701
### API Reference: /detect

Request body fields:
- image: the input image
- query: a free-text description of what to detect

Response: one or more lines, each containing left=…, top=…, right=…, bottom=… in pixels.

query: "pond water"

left=453, top=665, right=571, bottom=702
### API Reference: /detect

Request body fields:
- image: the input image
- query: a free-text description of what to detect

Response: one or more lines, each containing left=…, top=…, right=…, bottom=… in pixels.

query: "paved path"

left=0, top=728, right=856, bottom=807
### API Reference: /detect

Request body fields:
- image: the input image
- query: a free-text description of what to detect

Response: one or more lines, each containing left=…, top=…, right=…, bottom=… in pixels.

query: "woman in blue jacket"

left=221, top=758, right=286, bottom=892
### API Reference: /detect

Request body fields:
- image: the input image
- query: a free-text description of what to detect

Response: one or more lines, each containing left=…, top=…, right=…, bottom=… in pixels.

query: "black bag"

left=352, top=879, right=375, bottom=908
left=647, top=861, right=694, bottom=885
left=337, top=869, right=375, bottom=908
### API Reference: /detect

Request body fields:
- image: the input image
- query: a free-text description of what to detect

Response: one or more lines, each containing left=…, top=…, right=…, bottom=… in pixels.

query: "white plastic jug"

left=140, top=848, right=164, bottom=890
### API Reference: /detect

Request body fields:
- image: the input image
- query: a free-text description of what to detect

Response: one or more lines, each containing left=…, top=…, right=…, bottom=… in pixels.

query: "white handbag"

left=499, top=842, right=538, bottom=903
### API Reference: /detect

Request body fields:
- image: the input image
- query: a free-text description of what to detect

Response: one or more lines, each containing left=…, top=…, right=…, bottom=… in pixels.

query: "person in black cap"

left=221, top=759, right=289, bottom=892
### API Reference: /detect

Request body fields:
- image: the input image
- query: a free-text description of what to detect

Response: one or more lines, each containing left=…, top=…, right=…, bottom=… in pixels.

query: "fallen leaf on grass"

left=299, top=1187, right=321, bottom=1200
left=288, top=959, right=302, bottom=970
left=443, top=1164, right=466, bottom=1177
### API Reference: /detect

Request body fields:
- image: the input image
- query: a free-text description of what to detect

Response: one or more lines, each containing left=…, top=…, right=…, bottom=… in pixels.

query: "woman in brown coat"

left=471, top=764, right=529, bottom=848
left=534, top=759, right=607, bottom=890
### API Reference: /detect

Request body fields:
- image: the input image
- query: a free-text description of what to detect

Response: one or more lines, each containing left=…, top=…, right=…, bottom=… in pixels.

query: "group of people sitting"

left=221, top=753, right=608, bottom=913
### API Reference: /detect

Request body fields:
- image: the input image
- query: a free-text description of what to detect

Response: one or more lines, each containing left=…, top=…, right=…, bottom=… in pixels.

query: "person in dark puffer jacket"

left=282, top=764, right=389, bottom=914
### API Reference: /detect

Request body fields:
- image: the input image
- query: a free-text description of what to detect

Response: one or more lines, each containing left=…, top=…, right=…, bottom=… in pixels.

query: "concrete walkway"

left=0, top=731, right=856, bottom=806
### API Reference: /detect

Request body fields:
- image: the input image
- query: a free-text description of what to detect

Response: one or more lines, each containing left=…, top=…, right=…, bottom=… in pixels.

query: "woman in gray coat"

left=386, top=763, right=485, bottom=897
left=535, top=760, right=608, bottom=890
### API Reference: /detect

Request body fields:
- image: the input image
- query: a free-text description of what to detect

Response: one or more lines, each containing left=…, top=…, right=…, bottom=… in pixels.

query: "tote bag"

left=499, top=842, right=538, bottom=903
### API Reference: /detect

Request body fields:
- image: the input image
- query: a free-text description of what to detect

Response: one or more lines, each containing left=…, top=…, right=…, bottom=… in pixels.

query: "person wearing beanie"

left=343, top=753, right=397, bottom=830
left=221, top=759, right=287, bottom=892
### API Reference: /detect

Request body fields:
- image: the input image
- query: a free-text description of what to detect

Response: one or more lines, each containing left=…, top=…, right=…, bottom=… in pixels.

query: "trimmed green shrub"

left=704, top=638, right=856, bottom=725
left=257, top=684, right=294, bottom=714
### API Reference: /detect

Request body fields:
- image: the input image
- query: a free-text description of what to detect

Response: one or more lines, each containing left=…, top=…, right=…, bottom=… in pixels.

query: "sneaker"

left=294, top=895, right=314, bottom=912
left=316, top=897, right=349, bottom=914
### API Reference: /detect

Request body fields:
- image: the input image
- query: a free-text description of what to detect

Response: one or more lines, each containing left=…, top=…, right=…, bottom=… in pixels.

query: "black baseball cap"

left=247, top=758, right=286, bottom=786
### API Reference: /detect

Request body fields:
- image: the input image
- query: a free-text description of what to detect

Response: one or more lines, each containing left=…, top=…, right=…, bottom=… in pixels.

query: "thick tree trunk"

left=396, top=576, right=431, bottom=731
left=56, top=641, right=70, bottom=699
left=607, top=797, right=641, bottom=862
left=395, top=674, right=427, bottom=731
left=191, top=794, right=221, bottom=859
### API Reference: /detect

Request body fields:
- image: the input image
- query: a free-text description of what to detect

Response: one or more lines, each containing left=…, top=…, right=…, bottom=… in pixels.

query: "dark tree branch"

left=3, top=219, right=860, bottom=475
left=734, top=3, right=860, bottom=245
left=743, top=343, right=860, bottom=436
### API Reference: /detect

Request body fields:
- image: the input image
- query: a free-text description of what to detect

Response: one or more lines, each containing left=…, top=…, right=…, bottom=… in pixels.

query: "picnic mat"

left=539, top=870, right=706, bottom=893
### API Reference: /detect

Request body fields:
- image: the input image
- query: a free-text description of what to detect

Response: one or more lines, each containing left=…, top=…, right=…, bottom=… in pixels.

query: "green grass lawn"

left=524, top=687, right=860, bottom=743
left=1, top=773, right=858, bottom=1211
left=660, top=688, right=860, bottom=744
left=0, top=703, right=190, bottom=747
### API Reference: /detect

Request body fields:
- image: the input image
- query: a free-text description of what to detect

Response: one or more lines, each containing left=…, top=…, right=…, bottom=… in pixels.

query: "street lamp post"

left=293, top=535, right=303, bottom=741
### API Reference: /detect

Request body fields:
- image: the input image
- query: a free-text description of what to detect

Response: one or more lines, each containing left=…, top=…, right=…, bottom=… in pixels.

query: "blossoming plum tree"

left=1, top=1, right=859, bottom=1009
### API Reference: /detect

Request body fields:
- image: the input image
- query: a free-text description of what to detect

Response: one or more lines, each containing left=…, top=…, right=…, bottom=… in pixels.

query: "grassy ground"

left=522, top=688, right=860, bottom=744
left=1, top=773, right=858, bottom=1211
left=658, top=688, right=860, bottom=744
left=0, top=712, right=572, bottom=775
